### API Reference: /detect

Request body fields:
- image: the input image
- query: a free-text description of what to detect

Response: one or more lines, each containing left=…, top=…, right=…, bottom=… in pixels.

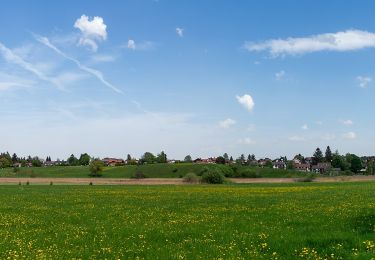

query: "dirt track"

left=1, top=175, right=375, bottom=185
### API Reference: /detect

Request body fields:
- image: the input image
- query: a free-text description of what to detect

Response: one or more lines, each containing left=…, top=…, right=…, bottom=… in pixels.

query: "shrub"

left=216, top=165, right=234, bottom=177
left=132, top=170, right=146, bottom=179
left=201, top=169, right=225, bottom=184
left=26, top=181, right=29, bottom=185
left=238, top=168, right=261, bottom=178
left=89, top=159, right=104, bottom=177
left=50, top=181, right=53, bottom=186
left=183, top=172, right=199, bottom=183
left=172, top=168, right=178, bottom=173
left=295, top=174, right=316, bottom=182
left=198, top=167, right=209, bottom=176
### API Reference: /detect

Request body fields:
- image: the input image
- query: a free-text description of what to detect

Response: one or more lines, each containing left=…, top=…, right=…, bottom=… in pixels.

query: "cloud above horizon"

left=342, top=131, right=357, bottom=139
left=219, top=118, right=236, bottom=128
left=176, top=27, right=184, bottom=37
left=236, top=94, right=255, bottom=112
left=357, top=76, right=372, bottom=88
left=244, top=30, right=375, bottom=56
left=74, top=15, right=107, bottom=52
left=34, top=35, right=123, bottom=94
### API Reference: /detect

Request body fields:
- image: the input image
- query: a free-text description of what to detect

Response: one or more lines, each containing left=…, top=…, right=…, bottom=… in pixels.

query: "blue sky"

left=0, top=0, right=374, bottom=160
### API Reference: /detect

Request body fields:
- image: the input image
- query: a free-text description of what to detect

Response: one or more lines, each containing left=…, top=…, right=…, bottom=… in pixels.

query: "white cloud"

left=315, top=121, right=323, bottom=125
left=125, top=39, right=155, bottom=51
left=238, top=137, right=255, bottom=145
left=357, top=76, right=372, bottom=88
left=176, top=27, right=184, bottom=37
left=288, top=135, right=305, bottom=142
left=321, top=133, right=336, bottom=141
left=275, top=70, right=286, bottom=80
left=127, top=39, right=136, bottom=50
left=301, top=124, right=308, bottom=130
left=342, top=131, right=357, bottom=139
left=35, top=35, right=123, bottom=94
left=219, top=118, right=236, bottom=128
left=340, top=119, right=353, bottom=126
left=0, top=42, right=64, bottom=90
left=74, top=15, right=107, bottom=52
left=244, top=30, right=375, bottom=57
left=236, top=94, right=255, bottom=112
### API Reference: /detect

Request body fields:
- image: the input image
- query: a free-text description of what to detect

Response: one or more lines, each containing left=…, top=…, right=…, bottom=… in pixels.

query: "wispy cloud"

left=275, top=70, right=286, bottom=80
left=357, top=76, right=372, bottom=88
left=342, top=131, right=357, bottom=139
left=176, top=27, right=184, bottom=37
left=288, top=135, right=305, bottom=142
left=301, top=124, right=308, bottom=130
left=219, top=118, right=236, bottom=128
left=236, top=94, right=255, bottom=112
left=321, top=133, right=336, bottom=141
left=34, top=34, right=123, bottom=94
left=74, top=15, right=107, bottom=52
left=340, top=119, right=353, bottom=126
left=125, top=39, right=155, bottom=51
left=0, top=42, right=64, bottom=90
left=244, top=30, right=375, bottom=57
left=238, top=137, right=255, bottom=145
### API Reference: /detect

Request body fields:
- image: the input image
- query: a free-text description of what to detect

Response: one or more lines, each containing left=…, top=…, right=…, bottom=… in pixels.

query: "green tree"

left=346, top=154, right=362, bottom=173
left=142, top=152, right=156, bottom=164
left=287, top=161, right=295, bottom=170
left=215, top=156, right=226, bottom=164
left=0, top=157, right=11, bottom=168
left=11, top=153, right=19, bottom=163
left=223, top=153, right=229, bottom=161
left=367, top=160, right=375, bottom=175
left=325, top=146, right=333, bottom=162
left=79, top=153, right=91, bottom=166
left=184, top=155, right=192, bottom=163
left=31, top=157, right=42, bottom=167
left=313, top=148, right=324, bottom=165
left=127, top=154, right=132, bottom=161
left=156, top=151, right=167, bottom=163
left=89, top=159, right=104, bottom=177
left=265, top=160, right=273, bottom=168
left=67, top=154, right=79, bottom=166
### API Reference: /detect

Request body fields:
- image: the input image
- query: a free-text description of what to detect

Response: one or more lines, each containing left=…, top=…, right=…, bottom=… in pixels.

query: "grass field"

left=1, top=183, right=375, bottom=258
left=0, top=163, right=307, bottom=178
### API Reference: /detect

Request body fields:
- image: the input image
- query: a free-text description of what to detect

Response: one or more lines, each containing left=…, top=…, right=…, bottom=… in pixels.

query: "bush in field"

left=132, top=170, right=146, bottom=179
left=89, top=159, right=104, bottom=177
left=238, top=168, right=261, bottom=178
left=201, top=168, right=225, bottom=184
left=183, top=173, right=199, bottom=183
left=216, top=164, right=234, bottom=177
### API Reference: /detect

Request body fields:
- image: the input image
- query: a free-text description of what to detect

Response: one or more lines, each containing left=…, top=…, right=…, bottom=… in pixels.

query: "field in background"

left=1, top=182, right=375, bottom=258
left=0, top=163, right=308, bottom=178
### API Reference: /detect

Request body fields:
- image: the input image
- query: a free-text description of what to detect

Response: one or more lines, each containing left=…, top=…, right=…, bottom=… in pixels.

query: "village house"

left=273, top=161, right=286, bottom=170
left=311, top=162, right=332, bottom=174
left=294, top=163, right=311, bottom=172
left=102, top=158, right=125, bottom=166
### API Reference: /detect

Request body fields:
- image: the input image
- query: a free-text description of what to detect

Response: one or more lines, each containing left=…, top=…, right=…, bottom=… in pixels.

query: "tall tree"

left=325, top=146, right=333, bottom=162
left=223, top=153, right=229, bottom=161
left=67, top=154, right=79, bottom=166
left=156, top=151, right=167, bottom=163
left=184, top=155, right=192, bottom=163
left=142, top=152, right=156, bottom=164
left=11, top=153, right=18, bottom=163
left=127, top=154, right=132, bottom=161
left=313, top=148, right=324, bottom=165
left=79, top=153, right=91, bottom=166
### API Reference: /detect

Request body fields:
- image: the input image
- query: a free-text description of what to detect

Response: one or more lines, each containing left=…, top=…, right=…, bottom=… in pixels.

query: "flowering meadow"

left=0, top=183, right=375, bottom=258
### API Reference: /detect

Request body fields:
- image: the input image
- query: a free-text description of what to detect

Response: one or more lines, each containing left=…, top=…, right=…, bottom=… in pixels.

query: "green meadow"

left=0, top=163, right=306, bottom=178
left=1, top=182, right=375, bottom=258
